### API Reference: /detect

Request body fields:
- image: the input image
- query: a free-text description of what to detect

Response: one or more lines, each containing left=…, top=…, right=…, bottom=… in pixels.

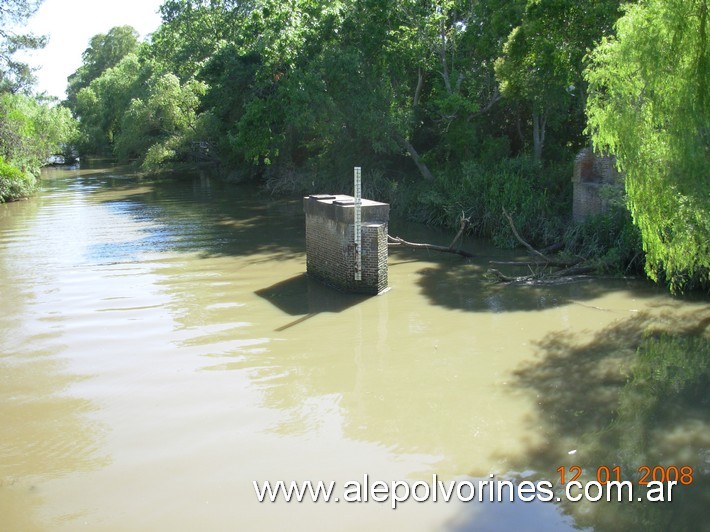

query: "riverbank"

left=253, top=155, right=646, bottom=284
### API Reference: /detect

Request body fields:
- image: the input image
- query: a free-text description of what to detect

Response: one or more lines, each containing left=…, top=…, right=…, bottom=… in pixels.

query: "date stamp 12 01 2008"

left=556, top=465, right=695, bottom=486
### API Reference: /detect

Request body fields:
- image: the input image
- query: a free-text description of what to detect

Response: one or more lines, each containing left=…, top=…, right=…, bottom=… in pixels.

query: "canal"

left=1, top=162, right=707, bottom=531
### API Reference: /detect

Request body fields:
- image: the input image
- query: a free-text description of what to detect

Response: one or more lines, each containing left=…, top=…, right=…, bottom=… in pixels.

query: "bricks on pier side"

left=303, top=194, right=389, bottom=295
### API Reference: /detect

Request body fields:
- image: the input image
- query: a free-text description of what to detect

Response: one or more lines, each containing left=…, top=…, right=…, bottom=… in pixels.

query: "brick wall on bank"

left=303, top=195, right=389, bottom=295
left=572, top=148, right=623, bottom=222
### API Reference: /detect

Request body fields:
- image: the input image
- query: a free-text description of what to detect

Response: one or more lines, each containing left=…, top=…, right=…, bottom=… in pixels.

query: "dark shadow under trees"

left=507, top=306, right=709, bottom=531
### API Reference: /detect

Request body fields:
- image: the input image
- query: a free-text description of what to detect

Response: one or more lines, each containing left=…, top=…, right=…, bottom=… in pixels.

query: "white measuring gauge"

left=354, top=167, right=362, bottom=281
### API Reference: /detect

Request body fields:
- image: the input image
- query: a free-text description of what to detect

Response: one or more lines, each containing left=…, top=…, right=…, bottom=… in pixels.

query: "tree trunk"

left=532, top=110, right=546, bottom=162
left=439, top=17, right=452, bottom=94
left=414, top=67, right=424, bottom=107
left=394, top=132, right=434, bottom=181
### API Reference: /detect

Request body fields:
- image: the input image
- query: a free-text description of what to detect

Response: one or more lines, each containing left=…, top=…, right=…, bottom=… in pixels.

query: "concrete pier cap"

left=303, top=194, right=390, bottom=295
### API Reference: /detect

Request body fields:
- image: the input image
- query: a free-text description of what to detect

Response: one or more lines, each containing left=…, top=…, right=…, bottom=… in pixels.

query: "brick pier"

left=303, top=194, right=389, bottom=295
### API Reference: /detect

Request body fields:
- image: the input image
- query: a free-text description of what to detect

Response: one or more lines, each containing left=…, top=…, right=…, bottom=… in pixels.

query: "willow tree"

left=114, top=72, right=207, bottom=169
left=585, top=0, right=709, bottom=292
left=73, top=53, right=145, bottom=154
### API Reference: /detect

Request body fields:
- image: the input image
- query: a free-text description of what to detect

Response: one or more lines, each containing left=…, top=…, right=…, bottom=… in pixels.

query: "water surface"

left=1, top=163, right=707, bottom=531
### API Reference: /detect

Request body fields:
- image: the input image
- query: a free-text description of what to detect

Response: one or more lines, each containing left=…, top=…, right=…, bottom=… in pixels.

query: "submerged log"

left=489, top=259, right=578, bottom=268
left=485, top=267, right=597, bottom=284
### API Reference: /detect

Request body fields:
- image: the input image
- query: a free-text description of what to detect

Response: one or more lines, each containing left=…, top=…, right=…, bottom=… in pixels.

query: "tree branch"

left=393, top=131, right=434, bottom=181
left=448, top=211, right=470, bottom=249
left=502, top=207, right=552, bottom=262
left=388, top=235, right=475, bottom=258
left=413, top=67, right=424, bottom=107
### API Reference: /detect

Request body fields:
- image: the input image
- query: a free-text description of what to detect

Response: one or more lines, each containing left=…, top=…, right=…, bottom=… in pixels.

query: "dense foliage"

left=67, top=0, right=616, bottom=206
left=585, top=0, right=709, bottom=292
left=0, top=92, right=75, bottom=166
left=0, top=0, right=46, bottom=93
left=0, top=0, right=76, bottom=202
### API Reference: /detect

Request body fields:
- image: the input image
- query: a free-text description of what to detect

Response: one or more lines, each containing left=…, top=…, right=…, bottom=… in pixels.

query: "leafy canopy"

left=585, top=0, right=709, bottom=292
left=0, top=0, right=47, bottom=93
left=66, top=25, right=139, bottom=111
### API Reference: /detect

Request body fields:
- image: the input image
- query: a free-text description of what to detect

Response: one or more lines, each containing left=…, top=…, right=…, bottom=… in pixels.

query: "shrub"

left=404, top=157, right=570, bottom=248
left=564, top=207, right=643, bottom=274
left=0, top=156, right=36, bottom=202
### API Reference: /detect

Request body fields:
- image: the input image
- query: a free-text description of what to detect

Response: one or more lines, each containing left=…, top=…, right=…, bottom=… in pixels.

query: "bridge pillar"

left=303, top=194, right=389, bottom=295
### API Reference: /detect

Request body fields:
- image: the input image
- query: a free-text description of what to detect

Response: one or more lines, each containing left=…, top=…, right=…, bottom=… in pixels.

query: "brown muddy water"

left=1, top=162, right=708, bottom=531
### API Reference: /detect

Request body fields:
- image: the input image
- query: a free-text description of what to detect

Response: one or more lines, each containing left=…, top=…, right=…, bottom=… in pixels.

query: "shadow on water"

left=255, top=273, right=367, bottom=331
left=387, top=213, right=665, bottom=314
left=408, top=249, right=665, bottom=314
left=445, top=304, right=710, bottom=532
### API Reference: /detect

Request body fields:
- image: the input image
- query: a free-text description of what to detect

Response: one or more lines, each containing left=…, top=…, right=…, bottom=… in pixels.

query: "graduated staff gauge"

left=354, top=166, right=362, bottom=281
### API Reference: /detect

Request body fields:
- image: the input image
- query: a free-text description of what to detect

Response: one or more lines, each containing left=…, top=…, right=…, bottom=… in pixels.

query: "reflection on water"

left=0, top=169, right=110, bottom=529
left=0, top=162, right=707, bottom=531
left=512, top=309, right=710, bottom=531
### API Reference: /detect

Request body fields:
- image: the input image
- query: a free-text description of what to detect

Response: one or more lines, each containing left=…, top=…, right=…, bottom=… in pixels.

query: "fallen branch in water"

left=388, top=211, right=475, bottom=258
left=485, top=268, right=529, bottom=283
left=487, top=209, right=596, bottom=284
left=489, top=259, right=579, bottom=268
left=388, top=235, right=475, bottom=258
left=485, top=267, right=597, bottom=284
left=502, top=207, right=552, bottom=262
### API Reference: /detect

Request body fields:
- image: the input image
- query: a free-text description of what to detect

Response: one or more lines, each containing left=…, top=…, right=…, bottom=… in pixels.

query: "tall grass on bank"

left=564, top=208, right=644, bottom=275
left=398, top=157, right=571, bottom=248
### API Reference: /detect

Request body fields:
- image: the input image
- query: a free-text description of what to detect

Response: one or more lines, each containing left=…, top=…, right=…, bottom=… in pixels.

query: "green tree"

left=0, top=92, right=76, bottom=201
left=73, top=52, right=146, bottom=154
left=114, top=72, right=207, bottom=168
left=197, top=0, right=350, bottom=173
left=0, top=92, right=75, bottom=167
left=585, top=0, right=709, bottom=292
left=495, top=0, right=622, bottom=161
left=0, top=0, right=47, bottom=93
left=66, top=25, right=139, bottom=111
left=149, top=0, right=246, bottom=81
left=414, top=0, right=521, bottom=165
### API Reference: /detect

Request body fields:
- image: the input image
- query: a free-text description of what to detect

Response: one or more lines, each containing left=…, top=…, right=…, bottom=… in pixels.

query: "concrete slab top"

left=304, top=194, right=389, bottom=225
left=307, top=194, right=388, bottom=207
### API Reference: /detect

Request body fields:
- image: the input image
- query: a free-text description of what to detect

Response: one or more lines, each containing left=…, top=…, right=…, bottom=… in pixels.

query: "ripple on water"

left=0, top=168, right=707, bottom=532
